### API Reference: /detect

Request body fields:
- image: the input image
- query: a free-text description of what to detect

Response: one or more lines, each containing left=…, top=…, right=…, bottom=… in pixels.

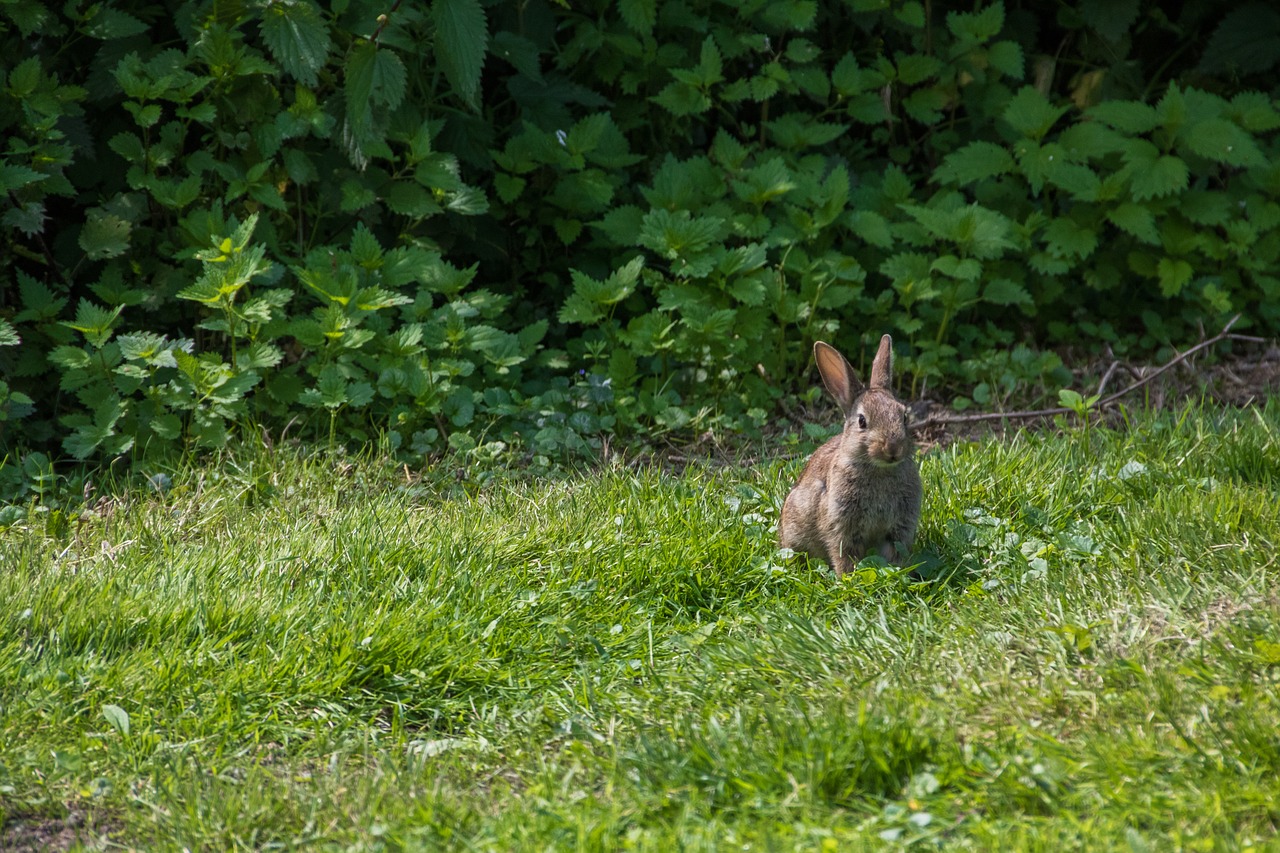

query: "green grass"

left=3, top=403, right=1279, bottom=850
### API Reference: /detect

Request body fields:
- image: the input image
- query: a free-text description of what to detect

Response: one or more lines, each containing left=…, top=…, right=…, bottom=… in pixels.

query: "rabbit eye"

left=857, top=413, right=867, bottom=430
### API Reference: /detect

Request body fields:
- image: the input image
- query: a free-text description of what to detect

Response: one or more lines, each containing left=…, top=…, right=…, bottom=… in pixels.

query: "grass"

left=2, top=402, right=1279, bottom=850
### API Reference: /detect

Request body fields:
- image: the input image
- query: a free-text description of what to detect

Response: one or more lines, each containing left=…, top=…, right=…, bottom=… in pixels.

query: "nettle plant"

left=1, top=0, right=553, bottom=464
left=553, top=0, right=1279, bottom=416
left=3, top=0, right=1279, bottom=472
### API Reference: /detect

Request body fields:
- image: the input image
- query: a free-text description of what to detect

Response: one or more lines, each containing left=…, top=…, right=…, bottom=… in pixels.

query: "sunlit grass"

left=1, top=402, right=1278, bottom=849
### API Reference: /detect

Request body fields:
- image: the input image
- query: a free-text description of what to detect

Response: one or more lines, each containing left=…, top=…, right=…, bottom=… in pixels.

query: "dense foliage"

left=3, top=0, right=1279, bottom=483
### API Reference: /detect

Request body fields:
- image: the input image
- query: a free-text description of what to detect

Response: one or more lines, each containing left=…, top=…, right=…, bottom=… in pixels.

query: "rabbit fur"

left=778, top=334, right=921, bottom=578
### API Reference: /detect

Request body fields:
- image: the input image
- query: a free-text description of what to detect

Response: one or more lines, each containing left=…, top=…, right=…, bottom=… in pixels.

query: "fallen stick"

left=913, top=315, right=1264, bottom=429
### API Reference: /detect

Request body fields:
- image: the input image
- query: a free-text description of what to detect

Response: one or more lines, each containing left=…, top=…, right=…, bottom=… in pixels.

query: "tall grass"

left=2, top=402, right=1278, bottom=849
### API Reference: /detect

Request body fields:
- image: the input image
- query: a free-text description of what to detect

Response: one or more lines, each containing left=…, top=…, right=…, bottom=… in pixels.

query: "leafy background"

left=2, top=0, right=1279, bottom=490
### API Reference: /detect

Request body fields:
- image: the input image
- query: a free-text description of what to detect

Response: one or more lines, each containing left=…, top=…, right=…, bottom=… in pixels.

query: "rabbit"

left=778, top=334, right=921, bottom=578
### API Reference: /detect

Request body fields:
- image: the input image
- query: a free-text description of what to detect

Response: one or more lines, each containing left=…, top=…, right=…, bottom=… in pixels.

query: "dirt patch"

left=1, top=809, right=117, bottom=852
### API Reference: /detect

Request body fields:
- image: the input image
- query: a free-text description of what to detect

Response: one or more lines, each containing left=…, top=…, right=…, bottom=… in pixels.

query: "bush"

left=2, top=0, right=1278, bottom=483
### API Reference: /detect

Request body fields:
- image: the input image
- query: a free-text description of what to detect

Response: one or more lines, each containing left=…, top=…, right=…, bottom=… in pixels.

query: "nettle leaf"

left=1183, top=118, right=1267, bottom=168
left=1087, top=100, right=1158, bottom=134
left=1107, top=202, right=1160, bottom=244
left=947, top=1, right=1004, bottom=44
left=1122, top=140, right=1188, bottom=201
left=617, top=0, right=656, bottom=35
left=1229, top=92, right=1280, bottom=133
left=562, top=256, right=645, bottom=321
left=903, top=88, right=948, bottom=124
left=1040, top=147, right=1101, bottom=200
left=831, top=53, right=870, bottom=96
left=734, top=158, right=796, bottom=206
left=0, top=163, right=48, bottom=192
left=1198, top=3, right=1280, bottom=77
left=3, top=201, right=46, bottom=236
left=347, top=42, right=406, bottom=111
left=931, top=255, right=982, bottom=280
left=933, top=141, right=1015, bottom=186
left=260, top=0, right=331, bottom=88
left=848, top=210, right=893, bottom=248
left=50, top=345, right=92, bottom=369
left=638, top=209, right=725, bottom=258
left=1080, top=0, right=1139, bottom=42
left=766, top=115, right=848, bottom=149
left=433, top=0, right=488, bottom=109
left=1157, top=257, right=1193, bottom=296
left=0, top=319, right=20, bottom=347
left=895, top=52, right=941, bottom=85
left=79, top=211, right=132, bottom=260
left=1043, top=216, right=1097, bottom=260
left=301, top=365, right=354, bottom=409
left=1179, top=191, right=1233, bottom=226
left=1003, top=86, right=1067, bottom=139
left=1059, top=122, right=1128, bottom=159
left=62, top=300, right=123, bottom=348
left=653, top=81, right=710, bottom=116
left=987, top=41, right=1024, bottom=78
left=983, top=277, right=1032, bottom=307
left=16, top=272, right=67, bottom=322
left=85, top=7, right=149, bottom=39
left=591, top=205, right=646, bottom=246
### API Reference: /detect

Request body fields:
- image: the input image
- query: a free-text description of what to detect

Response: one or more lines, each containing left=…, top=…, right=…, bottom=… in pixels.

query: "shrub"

left=2, top=0, right=1278, bottom=480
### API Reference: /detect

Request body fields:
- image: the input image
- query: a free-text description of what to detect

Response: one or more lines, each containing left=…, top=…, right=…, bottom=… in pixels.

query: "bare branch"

left=913, top=314, right=1257, bottom=430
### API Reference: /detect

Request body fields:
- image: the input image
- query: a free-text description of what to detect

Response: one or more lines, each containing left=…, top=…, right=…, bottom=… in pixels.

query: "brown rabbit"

left=778, top=334, right=921, bottom=578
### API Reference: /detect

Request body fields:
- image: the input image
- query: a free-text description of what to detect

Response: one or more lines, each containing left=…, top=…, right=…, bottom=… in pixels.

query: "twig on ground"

left=913, top=315, right=1260, bottom=429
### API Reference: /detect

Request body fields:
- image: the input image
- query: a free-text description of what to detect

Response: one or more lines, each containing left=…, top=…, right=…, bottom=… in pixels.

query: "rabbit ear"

left=814, top=341, right=862, bottom=413
left=869, top=334, right=894, bottom=390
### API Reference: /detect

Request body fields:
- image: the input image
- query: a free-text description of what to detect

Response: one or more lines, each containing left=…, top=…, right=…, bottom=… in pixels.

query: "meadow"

left=2, top=403, right=1278, bottom=850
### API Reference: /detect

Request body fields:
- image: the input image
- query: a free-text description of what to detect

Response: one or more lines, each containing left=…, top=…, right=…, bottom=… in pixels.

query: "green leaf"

left=933, top=141, right=1015, bottom=186
left=848, top=210, right=893, bottom=248
left=895, top=1, right=925, bottom=28
left=1229, top=92, right=1280, bottom=133
left=947, top=2, right=1005, bottom=44
left=653, top=81, right=710, bottom=116
left=1080, top=0, right=1139, bottom=42
left=3, top=201, right=46, bottom=236
left=592, top=206, right=646, bottom=246
left=1122, top=141, right=1189, bottom=201
left=84, top=8, right=149, bottom=39
left=79, top=211, right=132, bottom=260
left=831, top=53, right=869, bottom=96
left=766, top=114, right=848, bottom=150
left=896, top=53, right=941, bottom=85
left=1003, top=86, right=1067, bottom=139
left=302, top=364, right=351, bottom=409
left=1059, top=122, right=1128, bottom=159
left=1197, top=4, right=1280, bottom=77
left=983, top=277, right=1032, bottom=307
left=62, top=300, right=123, bottom=347
left=16, top=272, right=66, bottom=322
left=1157, top=257, right=1193, bottom=296
left=260, top=0, right=331, bottom=88
left=1179, top=191, right=1233, bottom=226
left=50, top=346, right=91, bottom=369
left=0, top=318, right=19, bottom=347
left=490, top=31, right=542, bottom=82
left=638, top=209, right=725, bottom=259
left=1087, top=100, right=1158, bottom=134
left=1183, top=118, right=1267, bottom=168
left=987, top=41, right=1024, bottom=78
left=617, top=0, right=656, bottom=35
left=0, top=163, right=48, bottom=192
left=1043, top=216, right=1097, bottom=260
left=433, top=0, right=488, bottom=109
left=1107, top=203, right=1160, bottom=244
left=102, top=704, right=131, bottom=736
